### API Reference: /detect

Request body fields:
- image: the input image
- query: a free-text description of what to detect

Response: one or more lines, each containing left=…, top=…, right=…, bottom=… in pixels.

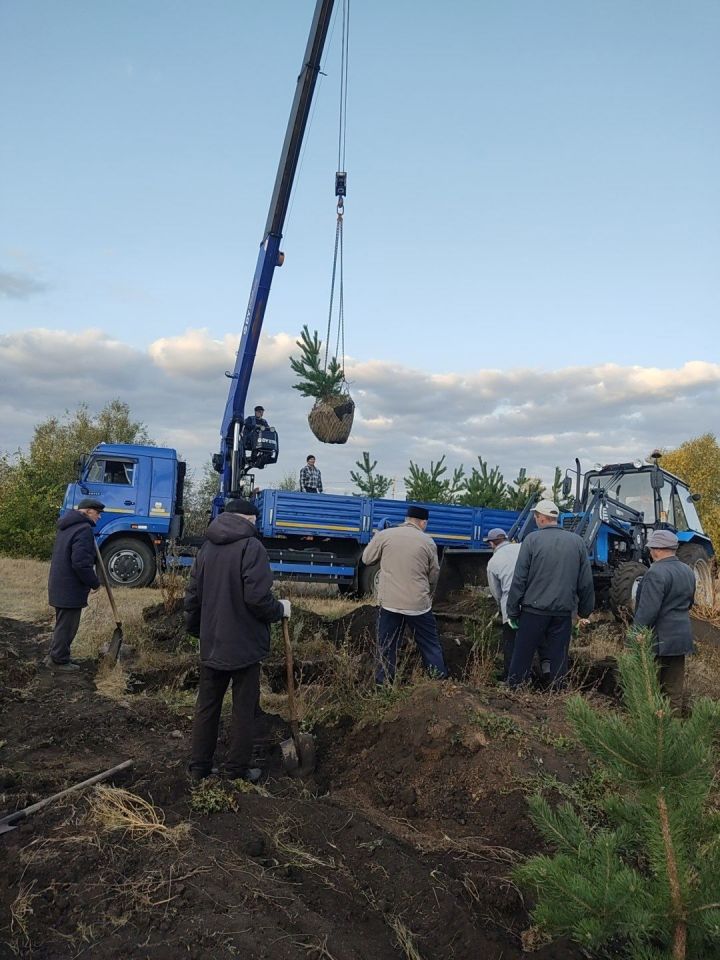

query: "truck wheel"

left=358, top=561, right=381, bottom=599
left=677, top=543, right=714, bottom=606
left=609, top=561, right=647, bottom=620
left=102, top=538, right=157, bottom=589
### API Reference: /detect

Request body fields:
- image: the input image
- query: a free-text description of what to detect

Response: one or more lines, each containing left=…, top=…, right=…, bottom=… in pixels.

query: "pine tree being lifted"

left=289, top=325, right=354, bottom=444
left=515, top=629, right=720, bottom=960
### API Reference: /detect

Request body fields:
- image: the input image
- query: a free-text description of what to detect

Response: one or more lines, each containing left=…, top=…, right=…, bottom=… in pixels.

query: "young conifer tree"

left=515, top=629, right=720, bottom=960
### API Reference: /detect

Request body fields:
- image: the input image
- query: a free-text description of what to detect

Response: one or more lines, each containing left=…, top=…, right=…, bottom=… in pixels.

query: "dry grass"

left=9, top=881, right=38, bottom=951
left=0, top=557, right=53, bottom=622
left=387, top=916, right=425, bottom=960
left=87, top=786, right=189, bottom=842
left=94, top=659, right=129, bottom=700
left=281, top=581, right=362, bottom=619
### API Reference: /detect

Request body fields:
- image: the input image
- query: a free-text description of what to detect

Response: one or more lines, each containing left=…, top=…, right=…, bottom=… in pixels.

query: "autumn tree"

left=0, top=401, right=152, bottom=559
left=660, top=434, right=720, bottom=548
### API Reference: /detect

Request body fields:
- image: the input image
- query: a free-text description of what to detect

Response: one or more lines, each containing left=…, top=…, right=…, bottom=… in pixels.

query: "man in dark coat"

left=242, top=405, right=269, bottom=448
left=506, top=499, right=595, bottom=688
left=184, top=498, right=290, bottom=783
left=46, top=498, right=104, bottom=672
left=633, top=529, right=696, bottom=714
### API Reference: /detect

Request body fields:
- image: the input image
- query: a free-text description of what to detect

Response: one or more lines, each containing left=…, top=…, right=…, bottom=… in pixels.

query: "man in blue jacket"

left=633, top=528, right=696, bottom=714
left=184, top=498, right=290, bottom=784
left=506, top=499, right=594, bottom=688
left=46, top=498, right=104, bottom=672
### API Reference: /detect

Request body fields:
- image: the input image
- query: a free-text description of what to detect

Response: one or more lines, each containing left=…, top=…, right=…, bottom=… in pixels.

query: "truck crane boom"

left=216, top=0, right=336, bottom=501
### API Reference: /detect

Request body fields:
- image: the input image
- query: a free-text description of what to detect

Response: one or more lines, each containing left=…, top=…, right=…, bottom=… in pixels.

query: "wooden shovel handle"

left=0, top=759, right=133, bottom=828
left=94, top=541, right=122, bottom=626
left=282, top=618, right=301, bottom=741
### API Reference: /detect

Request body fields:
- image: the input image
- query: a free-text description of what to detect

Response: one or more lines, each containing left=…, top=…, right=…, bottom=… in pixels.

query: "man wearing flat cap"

left=361, top=504, right=448, bottom=684
left=633, top=528, right=696, bottom=714
left=184, top=498, right=291, bottom=784
left=46, top=498, right=105, bottom=673
left=506, top=499, right=594, bottom=688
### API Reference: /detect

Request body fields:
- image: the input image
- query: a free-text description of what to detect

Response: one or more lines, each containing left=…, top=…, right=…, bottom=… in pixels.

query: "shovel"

left=279, top=618, right=316, bottom=777
left=94, top=541, right=124, bottom=663
left=0, top=759, right=133, bottom=836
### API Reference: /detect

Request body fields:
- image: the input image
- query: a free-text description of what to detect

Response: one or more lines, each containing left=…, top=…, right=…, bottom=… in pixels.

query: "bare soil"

left=3, top=601, right=720, bottom=960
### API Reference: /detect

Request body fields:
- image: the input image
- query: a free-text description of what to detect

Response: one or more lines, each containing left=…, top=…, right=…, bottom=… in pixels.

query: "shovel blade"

left=0, top=821, right=17, bottom=835
left=280, top=733, right=316, bottom=778
left=106, top=627, right=124, bottom=664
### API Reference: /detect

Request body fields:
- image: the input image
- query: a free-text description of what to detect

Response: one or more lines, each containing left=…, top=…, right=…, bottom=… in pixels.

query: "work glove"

left=279, top=599, right=291, bottom=619
left=508, top=618, right=519, bottom=630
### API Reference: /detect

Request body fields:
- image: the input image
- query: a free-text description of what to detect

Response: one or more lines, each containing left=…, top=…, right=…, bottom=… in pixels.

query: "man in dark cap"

left=633, top=528, right=696, bottom=714
left=242, top=405, right=269, bottom=448
left=184, top=498, right=290, bottom=783
left=361, top=504, right=448, bottom=684
left=46, top=498, right=104, bottom=673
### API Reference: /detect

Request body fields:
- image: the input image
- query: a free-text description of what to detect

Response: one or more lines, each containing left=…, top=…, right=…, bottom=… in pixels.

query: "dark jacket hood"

left=57, top=510, right=94, bottom=531
left=206, top=512, right=258, bottom=546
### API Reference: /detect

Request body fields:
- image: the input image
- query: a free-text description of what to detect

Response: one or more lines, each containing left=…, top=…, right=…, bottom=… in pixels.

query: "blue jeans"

left=507, top=611, right=572, bottom=688
left=376, top=609, right=448, bottom=684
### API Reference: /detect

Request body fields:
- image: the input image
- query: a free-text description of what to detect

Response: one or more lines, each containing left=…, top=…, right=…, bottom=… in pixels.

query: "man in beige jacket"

left=361, top=505, right=448, bottom=684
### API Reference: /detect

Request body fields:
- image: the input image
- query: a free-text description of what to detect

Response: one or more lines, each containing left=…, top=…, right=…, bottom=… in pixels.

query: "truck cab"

left=63, top=443, right=185, bottom=587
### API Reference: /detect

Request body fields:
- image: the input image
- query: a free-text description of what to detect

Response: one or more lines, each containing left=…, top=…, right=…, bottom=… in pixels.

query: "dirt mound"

left=0, top=614, right=586, bottom=959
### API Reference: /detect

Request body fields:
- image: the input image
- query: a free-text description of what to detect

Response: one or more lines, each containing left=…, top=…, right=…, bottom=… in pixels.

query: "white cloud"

left=1, top=327, right=718, bottom=496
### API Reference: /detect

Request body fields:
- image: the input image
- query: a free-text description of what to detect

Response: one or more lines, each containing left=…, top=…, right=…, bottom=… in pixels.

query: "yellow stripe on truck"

left=276, top=520, right=360, bottom=533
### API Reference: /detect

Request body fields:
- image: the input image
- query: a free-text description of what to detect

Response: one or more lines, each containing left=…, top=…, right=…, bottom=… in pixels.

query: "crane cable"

left=324, top=0, right=350, bottom=376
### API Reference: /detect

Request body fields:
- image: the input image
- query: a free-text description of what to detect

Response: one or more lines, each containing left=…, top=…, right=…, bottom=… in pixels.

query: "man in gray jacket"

left=361, top=505, right=448, bottom=684
left=506, top=499, right=594, bottom=688
left=633, top=528, right=696, bottom=714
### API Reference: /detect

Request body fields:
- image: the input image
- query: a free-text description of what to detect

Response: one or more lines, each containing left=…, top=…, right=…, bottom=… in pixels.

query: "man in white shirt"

left=361, top=505, right=448, bottom=684
left=485, top=528, right=521, bottom=680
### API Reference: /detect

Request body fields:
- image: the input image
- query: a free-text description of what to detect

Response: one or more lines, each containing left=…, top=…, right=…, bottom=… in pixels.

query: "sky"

left=1, top=0, right=719, bottom=494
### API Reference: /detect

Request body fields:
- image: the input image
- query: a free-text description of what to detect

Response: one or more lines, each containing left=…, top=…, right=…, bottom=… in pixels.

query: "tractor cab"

left=580, top=462, right=704, bottom=533
left=558, top=458, right=714, bottom=614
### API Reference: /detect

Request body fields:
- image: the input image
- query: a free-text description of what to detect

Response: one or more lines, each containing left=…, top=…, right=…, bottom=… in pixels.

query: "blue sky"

left=2, top=0, right=718, bottom=375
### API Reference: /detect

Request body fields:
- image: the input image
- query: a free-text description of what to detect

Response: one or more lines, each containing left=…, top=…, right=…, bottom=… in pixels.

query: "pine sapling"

left=515, top=628, right=720, bottom=960
left=350, top=451, right=393, bottom=499
left=289, top=325, right=346, bottom=400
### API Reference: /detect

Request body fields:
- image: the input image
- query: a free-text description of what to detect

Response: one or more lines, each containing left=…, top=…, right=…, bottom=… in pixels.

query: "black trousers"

left=49, top=608, right=83, bottom=664
left=501, top=621, right=516, bottom=680
left=508, top=611, right=572, bottom=688
left=190, top=662, right=261, bottom=777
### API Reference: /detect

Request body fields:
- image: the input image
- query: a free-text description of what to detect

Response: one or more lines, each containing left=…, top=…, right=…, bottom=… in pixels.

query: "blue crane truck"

left=62, top=448, right=518, bottom=591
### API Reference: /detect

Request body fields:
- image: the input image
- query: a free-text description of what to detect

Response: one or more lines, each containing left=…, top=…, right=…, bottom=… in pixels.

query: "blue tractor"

left=511, top=453, right=714, bottom=616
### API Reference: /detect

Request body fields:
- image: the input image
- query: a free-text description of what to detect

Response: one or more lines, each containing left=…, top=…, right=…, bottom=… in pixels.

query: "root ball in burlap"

left=308, top=393, right=355, bottom=444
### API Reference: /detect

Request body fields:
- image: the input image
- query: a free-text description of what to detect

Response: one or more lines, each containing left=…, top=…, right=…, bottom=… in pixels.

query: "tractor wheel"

left=677, top=543, right=714, bottom=606
left=609, top=561, right=647, bottom=620
left=101, top=538, right=157, bottom=589
left=358, top=561, right=381, bottom=599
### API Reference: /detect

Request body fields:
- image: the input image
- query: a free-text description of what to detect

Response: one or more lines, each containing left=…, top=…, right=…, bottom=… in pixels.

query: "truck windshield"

left=585, top=471, right=670, bottom=522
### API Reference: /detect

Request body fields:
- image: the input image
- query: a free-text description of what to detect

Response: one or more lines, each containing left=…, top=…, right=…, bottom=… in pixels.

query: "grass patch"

left=0, top=557, right=53, bottom=622
left=471, top=710, right=520, bottom=740
left=189, top=778, right=238, bottom=814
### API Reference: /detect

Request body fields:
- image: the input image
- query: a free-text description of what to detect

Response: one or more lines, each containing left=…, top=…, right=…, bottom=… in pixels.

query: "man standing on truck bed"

left=361, top=505, right=448, bottom=684
left=506, top=499, right=594, bottom=688
left=299, top=454, right=323, bottom=493
left=45, top=498, right=104, bottom=673
left=184, top=498, right=290, bottom=784
left=633, top=528, right=696, bottom=714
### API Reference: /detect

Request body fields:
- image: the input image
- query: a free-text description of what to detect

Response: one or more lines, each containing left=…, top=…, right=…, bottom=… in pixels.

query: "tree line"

left=1, top=401, right=718, bottom=559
